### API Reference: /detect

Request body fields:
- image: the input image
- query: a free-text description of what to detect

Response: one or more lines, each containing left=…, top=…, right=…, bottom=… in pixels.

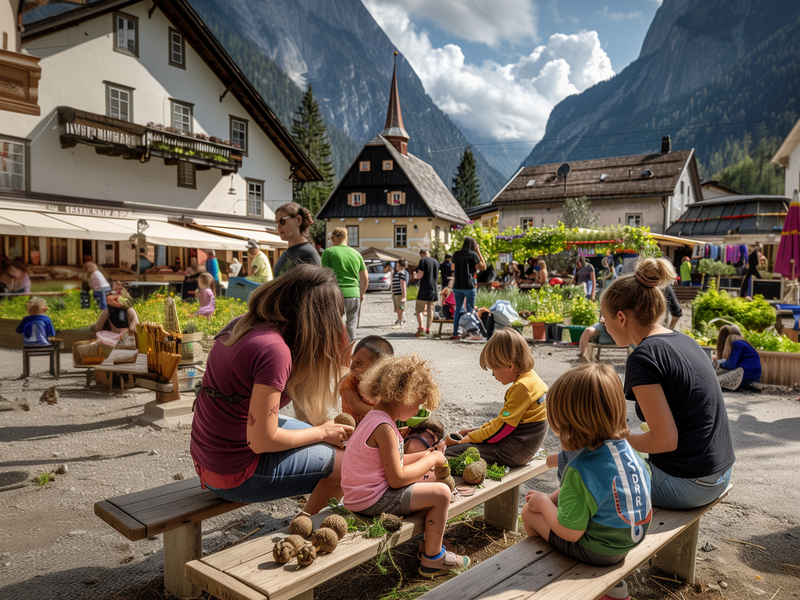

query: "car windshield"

left=367, top=264, right=386, bottom=274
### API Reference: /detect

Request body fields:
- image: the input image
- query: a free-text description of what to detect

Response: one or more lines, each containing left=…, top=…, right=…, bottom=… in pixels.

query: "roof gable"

left=21, top=0, right=322, bottom=182
left=493, top=150, right=697, bottom=205
left=772, top=116, right=800, bottom=168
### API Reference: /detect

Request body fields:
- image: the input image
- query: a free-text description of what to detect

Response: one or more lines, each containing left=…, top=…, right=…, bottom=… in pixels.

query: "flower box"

left=0, top=318, right=93, bottom=350
left=757, top=350, right=800, bottom=387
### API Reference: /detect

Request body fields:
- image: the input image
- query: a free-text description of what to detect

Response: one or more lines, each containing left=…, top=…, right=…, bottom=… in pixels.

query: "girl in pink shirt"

left=193, top=273, right=216, bottom=317
left=341, top=354, right=470, bottom=579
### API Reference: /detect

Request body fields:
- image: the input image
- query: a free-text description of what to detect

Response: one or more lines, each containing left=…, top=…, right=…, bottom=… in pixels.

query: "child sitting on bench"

left=16, top=296, right=56, bottom=346
left=341, top=354, right=470, bottom=579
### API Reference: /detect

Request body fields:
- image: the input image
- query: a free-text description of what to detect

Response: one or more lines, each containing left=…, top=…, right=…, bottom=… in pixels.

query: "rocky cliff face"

left=191, top=0, right=505, bottom=201
left=523, top=0, right=800, bottom=170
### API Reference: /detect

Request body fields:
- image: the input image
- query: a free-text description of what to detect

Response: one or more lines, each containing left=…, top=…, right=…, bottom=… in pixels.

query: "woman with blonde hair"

left=713, top=324, right=761, bottom=391
left=601, top=257, right=734, bottom=509
left=273, top=202, right=321, bottom=277
left=190, top=264, right=353, bottom=514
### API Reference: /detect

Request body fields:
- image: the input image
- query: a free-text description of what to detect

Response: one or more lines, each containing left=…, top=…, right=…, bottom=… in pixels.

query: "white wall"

left=2, top=1, right=17, bottom=52
left=786, top=143, right=800, bottom=198
left=1, top=2, right=292, bottom=218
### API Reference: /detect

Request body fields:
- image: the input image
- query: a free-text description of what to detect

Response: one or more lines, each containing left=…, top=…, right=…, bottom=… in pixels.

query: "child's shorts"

left=393, top=295, right=406, bottom=311
left=548, top=531, right=626, bottom=566
left=359, top=484, right=415, bottom=517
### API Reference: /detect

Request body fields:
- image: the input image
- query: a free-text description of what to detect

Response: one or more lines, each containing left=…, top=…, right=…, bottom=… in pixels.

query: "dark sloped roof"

left=466, top=202, right=498, bottom=218
left=665, top=196, right=789, bottom=237
left=368, top=136, right=468, bottom=224
left=22, top=0, right=322, bottom=182
left=493, top=150, right=696, bottom=205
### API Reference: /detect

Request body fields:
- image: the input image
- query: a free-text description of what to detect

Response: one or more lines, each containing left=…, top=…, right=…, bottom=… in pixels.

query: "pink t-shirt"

left=341, top=410, right=403, bottom=512
left=190, top=318, right=292, bottom=482
left=195, top=287, right=216, bottom=316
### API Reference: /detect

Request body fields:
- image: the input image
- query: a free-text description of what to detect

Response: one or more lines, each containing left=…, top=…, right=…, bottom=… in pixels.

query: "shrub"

left=692, top=286, right=776, bottom=332
left=567, top=295, right=599, bottom=327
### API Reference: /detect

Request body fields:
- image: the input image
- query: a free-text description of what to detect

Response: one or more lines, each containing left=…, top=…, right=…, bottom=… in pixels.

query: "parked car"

left=366, top=261, right=392, bottom=292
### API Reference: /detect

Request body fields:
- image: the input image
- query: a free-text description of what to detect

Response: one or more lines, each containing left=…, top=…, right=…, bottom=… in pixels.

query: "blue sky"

left=363, top=0, right=662, bottom=161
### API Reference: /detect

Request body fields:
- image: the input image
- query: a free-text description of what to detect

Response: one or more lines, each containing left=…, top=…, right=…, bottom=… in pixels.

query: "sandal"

left=419, top=547, right=470, bottom=578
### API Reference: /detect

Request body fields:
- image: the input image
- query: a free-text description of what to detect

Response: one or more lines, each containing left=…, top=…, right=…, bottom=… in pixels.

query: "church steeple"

left=380, top=52, right=410, bottom=155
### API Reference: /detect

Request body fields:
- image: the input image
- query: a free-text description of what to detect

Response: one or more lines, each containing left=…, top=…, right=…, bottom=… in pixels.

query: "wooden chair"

left=22, top=338, right=63, bottom=378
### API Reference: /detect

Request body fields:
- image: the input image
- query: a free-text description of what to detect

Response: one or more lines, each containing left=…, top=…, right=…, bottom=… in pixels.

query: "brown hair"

left=547, top=363, right=630, bottom=451
left=358, top=354, right=440, bottom=409
left=275, top=202, right=315, bottom=242
left=330, top=227, right=348, bottom=243
left=353, top=335, right=394, bottom=360
left=225, top=264, right=345, bottom=425
left=601, top=257, right=676, bottom=327
left=479, top=328, right=535, bottom=374
left=716, top=324, right=745, bottom=360
left=198, top=273, right=214, bottom=288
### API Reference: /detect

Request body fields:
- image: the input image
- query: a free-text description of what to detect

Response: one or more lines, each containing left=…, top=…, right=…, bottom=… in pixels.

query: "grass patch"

left=34, top=472, right=54, bottom=486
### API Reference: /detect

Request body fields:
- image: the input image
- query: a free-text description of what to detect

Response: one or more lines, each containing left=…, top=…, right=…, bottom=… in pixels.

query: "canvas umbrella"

left=775, top=190, right=800, bottom=303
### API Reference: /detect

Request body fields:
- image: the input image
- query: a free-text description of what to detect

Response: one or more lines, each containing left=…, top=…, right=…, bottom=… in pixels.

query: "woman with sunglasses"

left=273, top=202, right=321, bottom=277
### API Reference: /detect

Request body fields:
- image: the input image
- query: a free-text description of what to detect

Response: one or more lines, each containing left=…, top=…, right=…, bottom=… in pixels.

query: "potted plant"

left=527, top=315, right=546, bottom=341
left=509, top=320, right=527, bottom=335
left=565, top=296, right=598, bottom=342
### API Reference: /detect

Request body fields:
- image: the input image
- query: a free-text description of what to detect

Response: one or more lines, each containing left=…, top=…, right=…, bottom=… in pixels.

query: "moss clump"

left=433, top=464, right=450, bottom=479
left=379, top=513, right=403, bottom=533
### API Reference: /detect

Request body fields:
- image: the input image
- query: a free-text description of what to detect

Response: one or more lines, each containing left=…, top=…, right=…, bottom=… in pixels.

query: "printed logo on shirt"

left=606, top=441, right=652, bottom=543
left=501, top=410, right=511, bottom=417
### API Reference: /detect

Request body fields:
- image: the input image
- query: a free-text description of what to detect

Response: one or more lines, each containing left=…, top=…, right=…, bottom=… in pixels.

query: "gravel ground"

left=0, top=291, right=798, bottom=600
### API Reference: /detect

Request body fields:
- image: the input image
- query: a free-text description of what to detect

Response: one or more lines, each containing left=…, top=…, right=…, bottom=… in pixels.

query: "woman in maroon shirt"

left=191, top=264, right=353, bottom=514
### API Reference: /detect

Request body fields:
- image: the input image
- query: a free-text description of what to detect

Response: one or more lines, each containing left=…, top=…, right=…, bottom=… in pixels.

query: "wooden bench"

left=433, top=317, right=453, bottom=338
left=185, top=458, right=549, bottom=600
left=418, top=485, right=731, bottom=600
left=587, top=342, right=632, bottom=362
left=94, top=477, right=245, bottom=597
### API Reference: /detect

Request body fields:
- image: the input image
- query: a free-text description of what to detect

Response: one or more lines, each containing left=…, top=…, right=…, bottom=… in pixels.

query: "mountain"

left=190, top=0, right=506, bottom=202
left=521, top=0, right=800, bottom=181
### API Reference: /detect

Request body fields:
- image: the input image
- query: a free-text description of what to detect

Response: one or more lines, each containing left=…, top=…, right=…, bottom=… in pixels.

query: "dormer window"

left=348, top=192, right=365, bottom=206
left=169, top=29, right=185, bottom=69
left=387, top=191, right=405, bottom=205
left=383, top=160, right=393, bottom=171
left=359, top=161, right=370, bottom=172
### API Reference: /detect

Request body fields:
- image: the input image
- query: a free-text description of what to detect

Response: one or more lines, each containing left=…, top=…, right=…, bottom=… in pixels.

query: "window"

left=113, top=12, right=138, bottom=56
left=626, top=214, right=642, bottom=227
left=247, top=180, right=264, bottom=217
left=387, top=191, right=405, bottom=205
left=359, top=161, right=370, bottom=172
left=169, top=29, right=185, bottom=68
left=383, top=160, right=393, bottom=170
left=347, top=226, right=359, bottom=247
left=0, top=139, right=25, bottom=190
left=177, top=162, right=195, bottom=189
left=521, top=218, right=534, bottom=231
left=394, top=225, right=407, bottom=248
left=680, top=180, right=685, bottom=195
left=171, top=100, right=193, bottom=134
left=347, top=192, right=365, bottom=206
left=230, top=117, right=248, bottom=155
left=105, top=83, right=132, bottom=121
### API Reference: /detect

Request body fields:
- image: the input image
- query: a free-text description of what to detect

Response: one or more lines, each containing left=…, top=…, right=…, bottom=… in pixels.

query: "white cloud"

left=648, top=0, right=663, bottom=5
left=599, top=6, right=644, bottom=21
left=364, top=1, right=615, bottom=143
left=364, top=0, right=537, bottom=47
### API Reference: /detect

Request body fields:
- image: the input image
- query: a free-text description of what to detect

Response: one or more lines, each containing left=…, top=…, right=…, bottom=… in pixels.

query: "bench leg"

left=164, top=522, right=202, bottom=598
left=289, top=590, right=314, bottom=600
left=483, top=485, right=519, bottom=533
left=652, top=519, right=699, bottom=583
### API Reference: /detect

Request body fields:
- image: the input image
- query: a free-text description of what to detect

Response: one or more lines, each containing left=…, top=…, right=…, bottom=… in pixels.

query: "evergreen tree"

left=291, top=85, right=336, bottom=243
left=560, top=196, right=598, bottom=229
left=452, top=147, right=481, bottom=209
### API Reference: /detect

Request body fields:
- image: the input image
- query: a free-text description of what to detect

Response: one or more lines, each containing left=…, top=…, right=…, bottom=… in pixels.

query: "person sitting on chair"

left=16, top=297, right=56, bottom=347
left=577, top=317, right=615, bottom=363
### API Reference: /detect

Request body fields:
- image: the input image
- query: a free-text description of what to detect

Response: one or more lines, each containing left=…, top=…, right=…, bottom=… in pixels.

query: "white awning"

left=191, top=218, right=287, bottom=249
left=138, top=220, right=243, bottom=250
left=0, top=208, right=102, bottom=238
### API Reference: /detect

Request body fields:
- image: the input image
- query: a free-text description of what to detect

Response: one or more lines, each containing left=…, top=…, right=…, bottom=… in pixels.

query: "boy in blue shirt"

left=16, top=297, right=56, bottom=346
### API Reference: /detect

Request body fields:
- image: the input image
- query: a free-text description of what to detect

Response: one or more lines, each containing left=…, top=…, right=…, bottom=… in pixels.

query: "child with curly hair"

left=342, top=354, right=470, bottom=579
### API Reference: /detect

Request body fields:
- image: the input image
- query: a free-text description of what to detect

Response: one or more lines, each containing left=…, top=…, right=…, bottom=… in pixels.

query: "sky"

left=363, top=0, right=662, bottom=164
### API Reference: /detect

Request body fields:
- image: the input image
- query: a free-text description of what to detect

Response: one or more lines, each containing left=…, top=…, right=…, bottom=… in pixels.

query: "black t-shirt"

left=624, top=331, right=735, bottom=479
left=574, top=264, right=594, bottom=284
left=663, top=285, right=682, bottom=318
left=440, top=260, right=453, bottom=285
left=415, top=257, right=439, bottom=301
left=452, top=250, right=481, bottom=289
left=273, top=242, right=321, bottom=277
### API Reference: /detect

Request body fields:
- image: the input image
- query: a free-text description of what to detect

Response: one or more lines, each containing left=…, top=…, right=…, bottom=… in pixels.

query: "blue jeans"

left=204, top=416, right=336, bottom=504
left=649, top=463, right=732, bottom=509
left=93, top=286, right=111, bottom=309
left=452, top=287, right=477, bottom=335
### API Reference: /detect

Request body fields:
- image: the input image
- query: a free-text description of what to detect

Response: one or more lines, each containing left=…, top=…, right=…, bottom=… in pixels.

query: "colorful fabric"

left=16, top=314, right=55, bottom=346
left=469, top=370, right=547, bottom=443
left=321, top=245, right=367, bottom=298
left=558, top=439, right=652, bottom=556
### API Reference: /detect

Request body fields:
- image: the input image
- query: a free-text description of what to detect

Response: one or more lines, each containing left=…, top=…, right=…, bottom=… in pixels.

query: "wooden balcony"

left=57, top=107, right=240, bottom=172
left=0, top=48, right=42, bottom=116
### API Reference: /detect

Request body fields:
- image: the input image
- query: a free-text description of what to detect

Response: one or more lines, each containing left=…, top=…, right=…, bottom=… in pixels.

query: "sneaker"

left=418, top=547, right=470, bottom=579
left=417, top=538, right=465, bottom=557
left=718, top=367, right=744, bottom=390
left=414, top=329, right=426, bottom=338
left=393, top=319, right=402, bottom=326
left=600, top=580, right=629, bottom=600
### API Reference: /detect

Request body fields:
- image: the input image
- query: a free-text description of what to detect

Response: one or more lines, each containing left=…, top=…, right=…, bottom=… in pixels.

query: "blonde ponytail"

left=601, top=257, right=676, bottom=327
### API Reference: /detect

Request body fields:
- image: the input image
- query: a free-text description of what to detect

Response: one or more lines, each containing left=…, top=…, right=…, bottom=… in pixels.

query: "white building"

left=771, top=117, right=800, bottom=198
left=0, top=0, right=320, bottom=277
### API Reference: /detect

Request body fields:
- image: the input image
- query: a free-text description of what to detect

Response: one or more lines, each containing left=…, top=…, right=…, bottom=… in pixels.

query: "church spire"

left=381, top=52, right=410, bottom=155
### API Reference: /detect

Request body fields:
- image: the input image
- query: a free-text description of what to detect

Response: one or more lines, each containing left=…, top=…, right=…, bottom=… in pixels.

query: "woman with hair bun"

left=273, top=202, right=321, bottom=277
left=601, top=257, right=734, bottom=509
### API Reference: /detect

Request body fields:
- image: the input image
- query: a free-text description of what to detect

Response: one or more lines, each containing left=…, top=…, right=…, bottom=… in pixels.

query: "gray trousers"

left=344, top=297, right=361, bottom=342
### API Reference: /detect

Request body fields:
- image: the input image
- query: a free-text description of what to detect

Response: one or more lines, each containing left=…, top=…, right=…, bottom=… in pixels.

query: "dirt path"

left=0, top=292, right=798, bottom=599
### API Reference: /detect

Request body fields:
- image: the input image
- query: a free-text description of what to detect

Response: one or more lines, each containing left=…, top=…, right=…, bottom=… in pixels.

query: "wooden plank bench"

left=587, top=342, right=632, bottom=363
left=433, top=318, right=453, bottom=338
left=185, top=458, right=550, bottom=600
left=94, top=477, right=245, bottom=597
left=418, top=485, right=732, bottom=600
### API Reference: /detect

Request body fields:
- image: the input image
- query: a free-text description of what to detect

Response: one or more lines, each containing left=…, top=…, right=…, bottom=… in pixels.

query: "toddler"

left=339, top=336, right=394, bottom=424
left=194, top=273, right=216, bottom=317
left=16, top=297, right=56, bottom=347
left=392, top=259, right=409, bottom=327
left=342, top=354, right=470, bottom=578
left=523, top=363, right=651, bottom=579
left=446, top=328, right=548, bottom=467
left=85, top=261, right=110, bottom=310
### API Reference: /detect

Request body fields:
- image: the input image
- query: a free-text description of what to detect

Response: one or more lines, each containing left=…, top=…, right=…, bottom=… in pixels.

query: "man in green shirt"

left=321, top=228, right=367, bottom=341
left=680, top=256, right=692, bottom=286
left=246, top=239, right=273, bottom=284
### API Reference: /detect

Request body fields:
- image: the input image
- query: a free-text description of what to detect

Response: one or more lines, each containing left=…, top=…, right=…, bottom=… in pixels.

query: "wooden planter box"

left=758, top=351, right=800, bottom=387
left=0, top=318, right=93, bottom=350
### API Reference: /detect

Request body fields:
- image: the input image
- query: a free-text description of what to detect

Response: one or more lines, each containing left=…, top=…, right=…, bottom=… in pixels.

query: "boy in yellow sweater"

left=446, top=328, right=548, bottom=467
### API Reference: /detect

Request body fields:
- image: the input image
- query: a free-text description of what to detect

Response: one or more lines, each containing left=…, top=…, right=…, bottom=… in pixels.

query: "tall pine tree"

left=291, top=85, right=336, bottom=243
left=561, top=196, right=598, bottom=229
left=452, top=147, right=481, bottom=209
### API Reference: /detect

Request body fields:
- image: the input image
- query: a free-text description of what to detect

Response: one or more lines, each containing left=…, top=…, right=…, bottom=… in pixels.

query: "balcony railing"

left=57, top=107, right=241, bottom=172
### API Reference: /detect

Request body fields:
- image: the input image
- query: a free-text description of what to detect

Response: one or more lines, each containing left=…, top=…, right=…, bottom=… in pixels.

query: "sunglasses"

left=277, top=215, right=297, bottom=227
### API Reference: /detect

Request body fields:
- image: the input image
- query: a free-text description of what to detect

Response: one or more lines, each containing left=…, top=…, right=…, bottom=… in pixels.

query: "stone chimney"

left=661, top=135, right=671, bottom=153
